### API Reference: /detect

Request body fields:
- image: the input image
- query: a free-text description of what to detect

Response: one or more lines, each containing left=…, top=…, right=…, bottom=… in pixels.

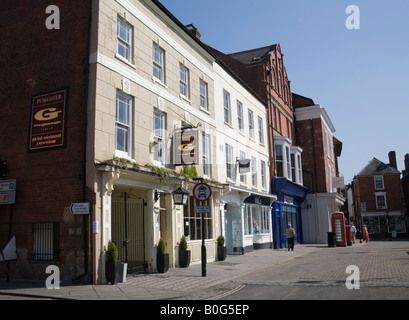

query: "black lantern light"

left=172, top=186, right=189, bottom=205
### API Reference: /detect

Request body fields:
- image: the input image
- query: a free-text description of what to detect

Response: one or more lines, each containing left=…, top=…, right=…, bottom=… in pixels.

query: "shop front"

left=362, top=211, right=407, bottom=240
left=273, top=177, right=308, bottom=249
left=221, top=186, right=276, bottom=255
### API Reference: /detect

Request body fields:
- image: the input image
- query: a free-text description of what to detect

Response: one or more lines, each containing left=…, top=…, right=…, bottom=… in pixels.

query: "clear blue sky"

left=159, top=0, right=409, bottom=184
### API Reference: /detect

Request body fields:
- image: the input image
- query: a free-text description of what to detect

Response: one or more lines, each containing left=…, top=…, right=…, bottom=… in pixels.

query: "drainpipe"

left=73, top=0, right=92, bottom=282
left=311, top=119, right=318, bottom=193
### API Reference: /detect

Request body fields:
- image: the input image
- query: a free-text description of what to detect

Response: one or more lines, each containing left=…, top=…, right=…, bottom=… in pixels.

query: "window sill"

left=152, top=76, right=168, bottom=88
left=115, top=53, right=137, bottom=69
left=180, top=94, right=192, bottom=104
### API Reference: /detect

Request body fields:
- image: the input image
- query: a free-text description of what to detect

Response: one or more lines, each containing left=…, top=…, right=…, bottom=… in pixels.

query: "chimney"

left=186, top=24, right=201, bottom=40
left=388, top=151, right=397, bottom=169
left=405, top=154, right=409, bottom=171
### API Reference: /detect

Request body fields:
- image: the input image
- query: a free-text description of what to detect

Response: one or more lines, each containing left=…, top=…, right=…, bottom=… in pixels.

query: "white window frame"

left=223, top=90, right=231, bottom=125
left=117, top=18, right=132, bottom=63
left=248, top=109, right=255, bottom=139
left=153, top=109, right=166, bottom=166
left=239, top=151, right=246, bottom=184
left=290, top=146, right=303, bottom=185
left=225, top=144, right=234, bottom=180
left=202, top=133, right=210, bottom=178
left=200, top=79, right=208, bottom=111
left=153, top=43, right=165, bottom=83
left=274, top=136, right=292, bottom=179
left=251, top=156, right=257, bottom=187
left=237, top=101, right=244, bottom=132
left=375, top=192, right=387, bottom=210
left=115, top=92, right=132, bottom=158
left=374, top=176, right=384, bottom=190
left=261, top=160, right=266, bottom=189
left=179, top=64, right=189, bottom=99
left=258, top=116, right=264, bottom=144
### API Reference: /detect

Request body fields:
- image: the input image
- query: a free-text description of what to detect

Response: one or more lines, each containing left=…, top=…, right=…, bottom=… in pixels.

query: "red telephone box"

left=331, top=212, right=347, bottom=247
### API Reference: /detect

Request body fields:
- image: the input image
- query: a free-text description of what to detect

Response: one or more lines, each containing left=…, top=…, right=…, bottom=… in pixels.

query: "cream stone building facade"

left=86, top=0, right=223, bottom=283
left=212, top=62, right=276, bottom=254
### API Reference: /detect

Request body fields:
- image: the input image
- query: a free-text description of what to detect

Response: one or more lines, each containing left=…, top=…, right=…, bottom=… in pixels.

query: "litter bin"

left=328, top=232, right=336, bottom=247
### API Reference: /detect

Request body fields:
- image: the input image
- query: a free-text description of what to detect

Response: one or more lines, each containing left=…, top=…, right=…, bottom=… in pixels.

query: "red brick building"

left=0, top=0, right=92, bottom=281
left=293, top=93, right=345, bottom=243
left=351, top=152, right=407, bottom=239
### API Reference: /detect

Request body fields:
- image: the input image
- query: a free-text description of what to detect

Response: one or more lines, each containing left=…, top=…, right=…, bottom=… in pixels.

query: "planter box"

left=179, top=249, right=191, bottom=268
left=217, top=246, right=227, bottom=261
left=106, top=260, right=122, bottom=284
left=157, top=253, right=169, bottom=273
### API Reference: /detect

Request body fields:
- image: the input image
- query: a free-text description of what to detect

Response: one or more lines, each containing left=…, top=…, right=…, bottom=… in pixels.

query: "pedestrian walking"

left=351, top=224, right=357, bottom=244
left=363, top=225, right=370, bottom=242
left=286, top=223, right=295, bottom=251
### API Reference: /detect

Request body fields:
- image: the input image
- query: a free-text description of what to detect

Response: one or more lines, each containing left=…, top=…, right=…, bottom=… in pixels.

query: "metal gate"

left=112, top=192, right=146, bottom=274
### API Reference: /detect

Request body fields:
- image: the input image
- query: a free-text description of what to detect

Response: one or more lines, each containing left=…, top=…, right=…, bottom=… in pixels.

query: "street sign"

left=192, top=183, right=212, bottom=202
left=195, top=206, right=210, bottom=213
left=0, top=180, right=16, bottom=205
left=69, top=202, right=90, bottom=215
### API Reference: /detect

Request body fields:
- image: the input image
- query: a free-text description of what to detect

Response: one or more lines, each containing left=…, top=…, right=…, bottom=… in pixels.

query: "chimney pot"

left=388, top=151, right=397, bottom=169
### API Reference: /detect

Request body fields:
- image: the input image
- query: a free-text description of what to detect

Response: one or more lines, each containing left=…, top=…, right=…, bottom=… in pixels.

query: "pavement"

left=0, top=240, right=407, bottom=300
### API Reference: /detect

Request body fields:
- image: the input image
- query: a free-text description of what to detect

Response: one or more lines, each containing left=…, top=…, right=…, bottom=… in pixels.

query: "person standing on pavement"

left=351, top=224, right=357, bottom=244
left=363, top=225, right=370, bottom=242
left=286, top=223, right=295, bottom=251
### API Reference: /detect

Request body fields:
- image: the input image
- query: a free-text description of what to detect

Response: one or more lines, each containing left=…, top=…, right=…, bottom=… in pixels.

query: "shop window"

left=32, top=222, right=60, bottom=261
left=183, top=196, right=212, bottom=241
left=244, top=205, right=270, bottom=235
left=281, top=205, right=297, bottom=234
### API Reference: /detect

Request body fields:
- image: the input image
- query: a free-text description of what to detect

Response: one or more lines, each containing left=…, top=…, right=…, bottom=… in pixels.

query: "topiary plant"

left=157, top=238, right=165, bottom=254
left=217, top=235, right=225, bottom=247
left=107, top=240, right=118, bottom=261
left=180, top=235, right=188, bottom=251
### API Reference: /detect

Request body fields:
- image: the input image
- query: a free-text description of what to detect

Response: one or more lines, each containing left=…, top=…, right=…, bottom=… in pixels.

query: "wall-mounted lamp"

left=172, top=186, right=189, bottom=205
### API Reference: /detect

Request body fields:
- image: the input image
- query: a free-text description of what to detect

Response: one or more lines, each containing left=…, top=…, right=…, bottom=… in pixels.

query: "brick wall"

left=296, top=118, right=328, bottom=193
left=357, top=175, right=405, bottom=211
left=0, top=0, right=91, bottom=281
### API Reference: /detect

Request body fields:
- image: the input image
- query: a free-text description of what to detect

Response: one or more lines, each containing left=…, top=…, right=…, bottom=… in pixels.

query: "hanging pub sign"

left=174, top=129, right=199, bottom=165
left=238, top=158, right=251, bottom=173
left=29, top=89, right=68, bottom=151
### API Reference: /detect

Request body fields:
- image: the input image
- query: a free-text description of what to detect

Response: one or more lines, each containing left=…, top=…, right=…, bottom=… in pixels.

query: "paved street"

left=218, top=241, right=409, bottom=300
left=0, top=240, right=408, bottom=300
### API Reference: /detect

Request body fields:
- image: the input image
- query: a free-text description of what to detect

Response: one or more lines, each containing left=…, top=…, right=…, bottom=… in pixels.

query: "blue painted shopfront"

left=273, top=177, right=308, bottom=249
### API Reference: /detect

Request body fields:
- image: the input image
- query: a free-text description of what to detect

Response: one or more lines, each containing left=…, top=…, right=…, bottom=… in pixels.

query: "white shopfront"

left=221, top=186, right=276, bottom=254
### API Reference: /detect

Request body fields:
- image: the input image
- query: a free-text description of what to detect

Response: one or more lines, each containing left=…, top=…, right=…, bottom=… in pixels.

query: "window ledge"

left=115, top=53, right=137, bottom=69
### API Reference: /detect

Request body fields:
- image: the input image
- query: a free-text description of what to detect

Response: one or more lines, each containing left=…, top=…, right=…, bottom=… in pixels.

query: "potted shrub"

left=179, top=235, right=191, bottom=268
left=157, top=238, right=169, bottom=273
left=217, top=235, right=227, bottom=261
left=105, top=240, right=122, bottom=284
